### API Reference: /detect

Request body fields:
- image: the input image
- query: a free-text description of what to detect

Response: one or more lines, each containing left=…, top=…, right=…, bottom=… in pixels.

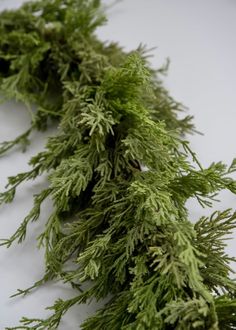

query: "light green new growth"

left=0, top=1, right=236, bottom=329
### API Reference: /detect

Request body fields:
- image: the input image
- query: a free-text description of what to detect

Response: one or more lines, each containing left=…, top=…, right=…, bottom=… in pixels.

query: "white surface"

left=0, top=0, right=236, bottom=329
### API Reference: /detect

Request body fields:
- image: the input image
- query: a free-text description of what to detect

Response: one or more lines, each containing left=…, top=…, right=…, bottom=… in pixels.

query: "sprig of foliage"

left=0, top=1, right=236, bottom=329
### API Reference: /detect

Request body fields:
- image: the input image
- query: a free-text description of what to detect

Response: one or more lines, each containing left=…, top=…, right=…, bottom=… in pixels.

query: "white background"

left=0, top=0, right=236, bottom=329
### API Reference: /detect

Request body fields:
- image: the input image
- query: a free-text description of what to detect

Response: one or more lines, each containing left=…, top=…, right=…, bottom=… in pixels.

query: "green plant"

left=1, top=1, right=236, bottom=329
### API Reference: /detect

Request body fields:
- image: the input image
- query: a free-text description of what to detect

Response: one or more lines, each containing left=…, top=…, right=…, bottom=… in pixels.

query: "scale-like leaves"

left=0, top=1, right=236, bottom=330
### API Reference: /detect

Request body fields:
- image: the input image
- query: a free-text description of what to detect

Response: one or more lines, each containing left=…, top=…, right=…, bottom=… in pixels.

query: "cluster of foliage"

left=0, top=1, right=236, bottom=329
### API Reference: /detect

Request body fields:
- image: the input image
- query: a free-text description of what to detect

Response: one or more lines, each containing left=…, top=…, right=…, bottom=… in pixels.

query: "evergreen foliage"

left=0, top=1, right=236, bottom=329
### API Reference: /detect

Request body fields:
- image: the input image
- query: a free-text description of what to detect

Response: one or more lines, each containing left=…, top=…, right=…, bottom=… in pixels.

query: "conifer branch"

left=0, top=1, right=236, bottom=329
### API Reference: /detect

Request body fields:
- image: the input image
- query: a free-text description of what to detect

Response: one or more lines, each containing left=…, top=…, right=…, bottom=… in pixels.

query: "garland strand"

left=0, top=1, right=236, bottom=329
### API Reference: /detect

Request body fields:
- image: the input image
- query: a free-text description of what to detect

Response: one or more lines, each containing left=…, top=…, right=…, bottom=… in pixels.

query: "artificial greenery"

left=0, top=1, right=236, bottom=329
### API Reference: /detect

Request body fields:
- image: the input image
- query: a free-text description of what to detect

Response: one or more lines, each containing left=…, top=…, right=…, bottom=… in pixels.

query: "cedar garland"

left=0, top=1, right=236, bottom=329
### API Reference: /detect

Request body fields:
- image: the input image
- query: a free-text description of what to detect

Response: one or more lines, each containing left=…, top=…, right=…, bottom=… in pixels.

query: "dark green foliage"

left=1, top=1, right=236, bottom=329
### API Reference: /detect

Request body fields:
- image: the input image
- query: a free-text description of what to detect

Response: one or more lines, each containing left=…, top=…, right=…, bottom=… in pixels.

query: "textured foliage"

left=1, top=1, right=236, bottom=330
